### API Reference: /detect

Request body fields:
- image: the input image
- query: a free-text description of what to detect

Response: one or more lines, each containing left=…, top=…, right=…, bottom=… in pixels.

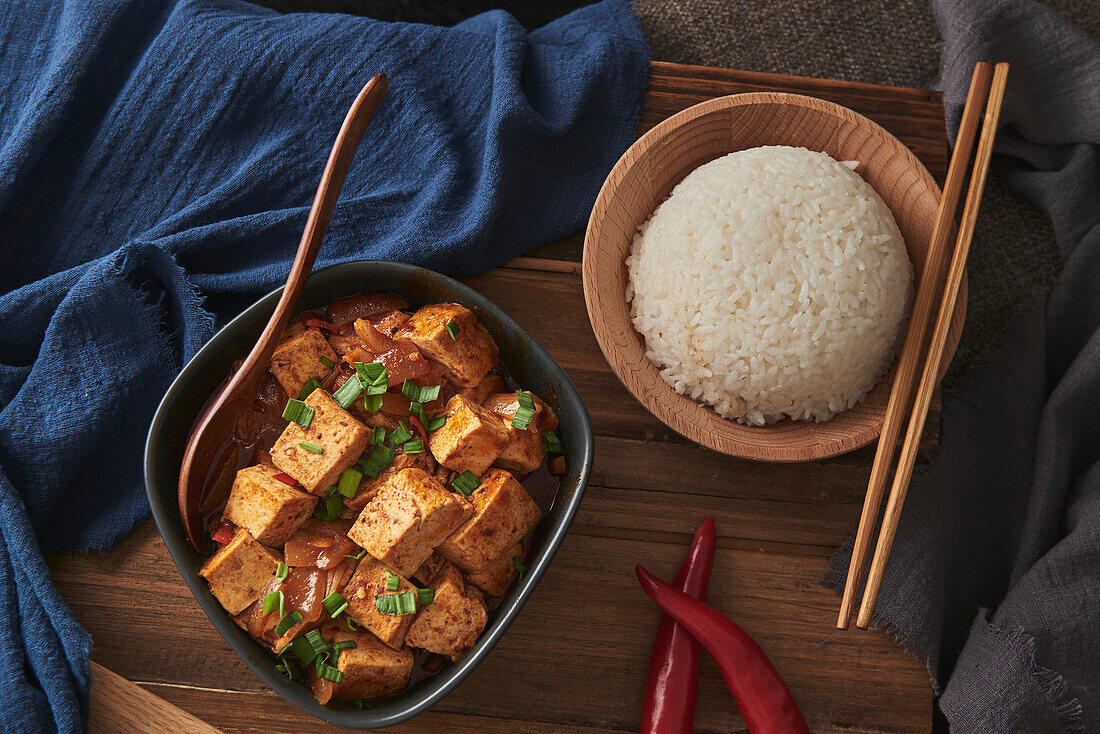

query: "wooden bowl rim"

left=582, top=91, right=966, bottom=462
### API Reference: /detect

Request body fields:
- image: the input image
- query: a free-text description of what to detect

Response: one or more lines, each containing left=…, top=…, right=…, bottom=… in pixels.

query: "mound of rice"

left=626, top=145, right=913, bottom=425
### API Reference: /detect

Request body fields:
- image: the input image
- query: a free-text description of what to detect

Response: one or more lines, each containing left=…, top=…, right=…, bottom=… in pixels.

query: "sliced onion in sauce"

left=327, top=293, right=411, bottom=331
left=284, top=519, right=359, bottom=570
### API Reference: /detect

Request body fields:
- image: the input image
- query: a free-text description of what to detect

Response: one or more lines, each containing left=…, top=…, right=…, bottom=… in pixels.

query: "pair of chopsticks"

left=837, top=62, right=1010, bottom=630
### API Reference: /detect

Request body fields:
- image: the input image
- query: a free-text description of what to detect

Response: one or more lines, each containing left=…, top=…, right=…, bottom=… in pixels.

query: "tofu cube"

left=343, top=451, right=436, bottom=515
left=481, top=391, right=555, bottom=476
left=343, top=556, right=419, bottom=649
left=439, top=469, right=541, bottom=573
left=270, top=389, right=370, bottom=495
left=269, top=328, right=339, bottom=397
left=222, top=465, right=318, bottom=546
left=457, top=374, right=506, bottom=405
left=199, top=529, right=280, bottom=615
left=428, top=395, right=509, bottom=476
left=493, top=421, right=544, bottom=477
left=347, top=468, right=472, bottom=578
left=325, top=327, right=363, bottom=358
left=465, top=542, right=523, bottom=598
left=311, top=627, right=413, bottom=704
left=411, top=551, right=445, bottom=587
left=397, top=303, right=498, bottom=387
left=405, top=563, right=487, bottom=661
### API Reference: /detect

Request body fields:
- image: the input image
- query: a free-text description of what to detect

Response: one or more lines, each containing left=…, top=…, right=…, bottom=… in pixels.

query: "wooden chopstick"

left=835, top=62, right=995, bottom=630
left=855, top=62, right=1011, bottom=629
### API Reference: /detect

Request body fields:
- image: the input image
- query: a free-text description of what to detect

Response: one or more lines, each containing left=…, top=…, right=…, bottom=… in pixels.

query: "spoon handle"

left=245, top=72, right=389, bottom=377
left=178, top=73, right=388, bottom=550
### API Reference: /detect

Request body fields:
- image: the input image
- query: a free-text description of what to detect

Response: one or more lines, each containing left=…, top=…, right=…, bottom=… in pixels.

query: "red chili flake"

left=212, top=520, right=236, bottom=545
left=304, top=318, right=339, bottom=333
left=409, top=415, right=428, bottom=444
left=273, top=472, right=300, bottom=488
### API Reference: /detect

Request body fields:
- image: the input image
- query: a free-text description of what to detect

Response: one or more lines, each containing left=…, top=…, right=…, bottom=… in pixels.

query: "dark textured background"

left=250, top=0, right=1094, bottom=376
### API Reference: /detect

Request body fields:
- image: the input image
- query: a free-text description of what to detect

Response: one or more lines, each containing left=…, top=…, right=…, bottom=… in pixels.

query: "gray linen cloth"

left=821, top=1, right=1100, bottom=731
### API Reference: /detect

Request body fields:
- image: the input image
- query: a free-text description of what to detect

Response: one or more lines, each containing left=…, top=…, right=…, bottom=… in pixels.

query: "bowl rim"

left=582, top=91, right=965, bottom=462
left=144, top=259, right=594, bottom=727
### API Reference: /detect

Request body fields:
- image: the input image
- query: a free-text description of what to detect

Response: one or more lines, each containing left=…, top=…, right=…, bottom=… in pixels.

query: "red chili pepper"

left=211, top=520, right=235, bottom=545
left=304, top=318, right=338, bottom=333
left=636, top=566, right=810, bottom=734
left=272, top=472, right=300, bottom=488
left=409, top=415, right=428, bottom=444
left=642, top=517, right=716, bottom=734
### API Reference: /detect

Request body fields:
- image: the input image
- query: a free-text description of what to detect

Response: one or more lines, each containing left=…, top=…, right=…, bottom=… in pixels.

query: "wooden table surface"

left=48, top=61, right=947, bottom=733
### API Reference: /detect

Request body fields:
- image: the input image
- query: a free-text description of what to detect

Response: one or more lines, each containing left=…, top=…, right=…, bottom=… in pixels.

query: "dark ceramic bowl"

left=145, top=260, right=593, bottom=728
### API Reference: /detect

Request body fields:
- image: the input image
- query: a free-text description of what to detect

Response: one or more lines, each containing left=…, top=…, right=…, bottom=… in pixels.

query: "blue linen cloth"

left=0, top=1, right=650, bottom=730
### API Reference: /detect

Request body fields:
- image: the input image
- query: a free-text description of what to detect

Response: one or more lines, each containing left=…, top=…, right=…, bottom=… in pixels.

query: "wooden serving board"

left=51, top=61, right=947, bottom=734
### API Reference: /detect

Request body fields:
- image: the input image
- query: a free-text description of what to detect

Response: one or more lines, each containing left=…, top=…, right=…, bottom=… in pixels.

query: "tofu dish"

left=195, top=293, right=564, bottom=707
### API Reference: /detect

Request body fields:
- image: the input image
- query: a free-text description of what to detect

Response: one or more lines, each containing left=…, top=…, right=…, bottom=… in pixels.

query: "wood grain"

left=90, top=662, right=224, bottom=734
left=48, top=61, right=943, bottom=733
left=583, top=91, right=964, bottom=462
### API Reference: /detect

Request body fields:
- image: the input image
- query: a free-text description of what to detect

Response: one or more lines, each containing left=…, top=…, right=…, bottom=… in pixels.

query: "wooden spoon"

left=178, top=73, right=389, bottom=551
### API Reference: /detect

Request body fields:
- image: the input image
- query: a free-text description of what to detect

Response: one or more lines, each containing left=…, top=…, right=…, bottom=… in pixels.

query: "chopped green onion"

left=298, top=378, right=322, bottom=400
left=511, top=390, right=536, bottom=430
left=427, top=415, right=446, bottom=431
left=274, top=610, right=303, bottom=637
left=304, top=629, right=329, bottom=658
left=355, top=361, right=386, bottom=385
left=325, top=484, right=337, bottom=496
left=332, top=640, right=357, bottom=652
left=359, top=444, right=395, bottom=477
left=332, top=373, right=364, bottom=408
left=541, top=430, right=562, bottom=454
left=512, top=555, right=527, bottom=580
left=402, top=381, right=441, bottom=405
left=363, top=394, right=383, bottom=412
left=388, top=421, right=413, bottom=447
left=345, top=616, right=360, bottom=631
left=359, top=362, right=389, bottom=398
left=409, top=400, right=425, bottom=422
left=262, top=589, right=284, bottom=619
left=370, top=427, right=387, bottom=446
left=275, top=658, right=303, bottom=682
left=337, top=468, right=362, bottom=498
left=289, top=635, right=317, bottom=665
left=344, top=548, right=366, bottom=560
left=451, top=470, right=480, bottom=497
left=317, top=664, right=344, bottom=683
left=299, top=441, right=324, bottom=454
left=322, top=591, right=348, bottom=619
left=354, top=700, right=371, bottom=709
left=281, top=399, right=315, bottom=429
left=445, top=319, right=459, bottom=341
left=318, top=355, right=335, bottom=369
left=314, top=494, right=342, bottom=522
left=275, top=562, right=288, bottom=581
left=417, top=588, right=435, bottom=605
left=402, top=438, right=424, bottom=454
left=375, top=590, right=418, bottom=615
left=384, top=571, right=400, bottom=592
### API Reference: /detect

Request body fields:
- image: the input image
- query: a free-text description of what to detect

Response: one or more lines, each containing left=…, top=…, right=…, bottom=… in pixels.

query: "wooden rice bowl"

left=582, top=92, right=965, bottom=462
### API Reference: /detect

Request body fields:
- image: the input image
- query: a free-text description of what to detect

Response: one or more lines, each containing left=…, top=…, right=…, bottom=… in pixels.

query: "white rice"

left=625, top=145, right=913, bottom=425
